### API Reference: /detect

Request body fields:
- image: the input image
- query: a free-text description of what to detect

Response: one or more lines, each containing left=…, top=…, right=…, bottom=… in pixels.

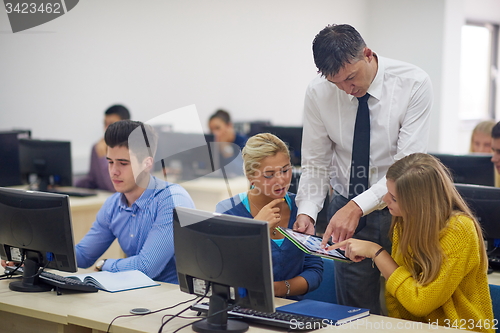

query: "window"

left=459, top=22, right=498, bottom=121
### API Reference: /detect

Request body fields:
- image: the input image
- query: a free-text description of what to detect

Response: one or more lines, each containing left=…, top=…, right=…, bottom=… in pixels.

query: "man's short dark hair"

left=104, top=120, right=157, bottom=161
left=105, top=104, right=131, bottom=120
left=492, top=121, right=500, bottom=139
left=312, top=24, right=367, bottom=78
left=209, top=109, right=231, bottom=124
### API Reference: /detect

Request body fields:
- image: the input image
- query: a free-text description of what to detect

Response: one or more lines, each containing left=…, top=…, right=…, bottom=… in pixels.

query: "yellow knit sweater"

left=385, top=215, right=494, bottom=333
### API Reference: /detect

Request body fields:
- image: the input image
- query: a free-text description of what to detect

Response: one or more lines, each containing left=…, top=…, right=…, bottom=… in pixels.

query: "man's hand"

left=293, top=214, right=315, bottom=235
left=321, top=200, right=363, bottom=247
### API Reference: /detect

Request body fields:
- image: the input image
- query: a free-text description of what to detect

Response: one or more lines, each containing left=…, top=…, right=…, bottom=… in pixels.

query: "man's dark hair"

left=209, top=109, right=231, bottom=124
left=105, top=104, right=131, bottom=120
left=492, top=121, right=500, bottom=139
left=312, top=24, right=367, bottom=78
left=105, top=120, right=157, bottom=161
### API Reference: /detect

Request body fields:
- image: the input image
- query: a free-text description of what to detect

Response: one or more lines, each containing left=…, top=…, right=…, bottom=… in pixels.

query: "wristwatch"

left=95, top=259, right=107, bottom=271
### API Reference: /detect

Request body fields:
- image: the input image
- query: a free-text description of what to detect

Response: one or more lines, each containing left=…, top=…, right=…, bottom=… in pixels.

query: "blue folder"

left=277, top=299, right=369, bottom=326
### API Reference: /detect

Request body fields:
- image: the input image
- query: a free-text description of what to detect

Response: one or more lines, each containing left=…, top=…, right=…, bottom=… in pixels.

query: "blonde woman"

left=216, top=133, right=323, bottom=299
left=329, top=153, right=494, bottom=332
left=470, top=120, right=495, bottom=153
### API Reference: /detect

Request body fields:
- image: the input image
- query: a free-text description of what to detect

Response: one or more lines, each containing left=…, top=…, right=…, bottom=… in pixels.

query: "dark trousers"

left=328, top=193, right=392, bottom=315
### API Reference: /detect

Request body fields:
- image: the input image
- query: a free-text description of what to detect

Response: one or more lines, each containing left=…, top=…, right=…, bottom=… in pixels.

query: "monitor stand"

left=9, top=257, right=52, bottom=292
left=192, top=283, right=248, bottom=333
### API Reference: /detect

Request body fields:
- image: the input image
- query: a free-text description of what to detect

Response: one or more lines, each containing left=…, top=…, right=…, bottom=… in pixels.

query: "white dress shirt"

left=296, top=55, right=433, bottom=221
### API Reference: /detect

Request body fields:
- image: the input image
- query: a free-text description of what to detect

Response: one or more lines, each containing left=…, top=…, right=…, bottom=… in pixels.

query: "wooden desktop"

left=0, top=270, right=479, bottom=333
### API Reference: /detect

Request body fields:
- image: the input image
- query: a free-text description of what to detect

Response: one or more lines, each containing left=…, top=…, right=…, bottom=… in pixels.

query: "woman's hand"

left=254, top=198, right=284, bottom=229
left=327, top=239, right=381, bottom=263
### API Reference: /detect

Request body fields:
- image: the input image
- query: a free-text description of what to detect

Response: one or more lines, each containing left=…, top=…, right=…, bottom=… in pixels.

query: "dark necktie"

left=349, top=93, right=370, bottom=233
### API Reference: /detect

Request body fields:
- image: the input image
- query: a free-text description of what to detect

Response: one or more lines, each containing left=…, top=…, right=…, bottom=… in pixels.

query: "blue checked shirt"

left=75, top=176, right=195, bottom=283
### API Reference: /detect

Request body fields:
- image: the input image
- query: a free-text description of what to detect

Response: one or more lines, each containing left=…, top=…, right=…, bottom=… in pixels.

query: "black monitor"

left=431, top=153, right=494, bottom=186
left=154, top=130, right=242, bottom=181
left=0, top=130, right=31, bottom=186
left=455, top=184, right=500, bottom=241
left=0, top=187, right=77, bottom=292
left=173, top=207, right=274, bottom=333
left=18, top=139, right=73, bottom=192
left=261, top=126, right=303, bottom=166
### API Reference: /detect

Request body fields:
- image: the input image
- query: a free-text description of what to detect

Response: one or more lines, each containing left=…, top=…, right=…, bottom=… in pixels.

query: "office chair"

left=303, top=258, right=336, bottom=304
left=489, top=284, right=500, bottom=332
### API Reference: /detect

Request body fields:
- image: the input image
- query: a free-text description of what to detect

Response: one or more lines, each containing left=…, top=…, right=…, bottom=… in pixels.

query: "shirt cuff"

left=297, top=200, right=321, bottom=223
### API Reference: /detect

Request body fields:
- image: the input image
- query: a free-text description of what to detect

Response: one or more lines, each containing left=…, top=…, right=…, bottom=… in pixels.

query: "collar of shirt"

left=117, top=176, right=167, bottom=213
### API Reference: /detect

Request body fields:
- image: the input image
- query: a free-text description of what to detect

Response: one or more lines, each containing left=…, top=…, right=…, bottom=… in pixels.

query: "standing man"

left=294, top=24, right=432, bottom=314
left=75, top=120, right=195, bottom=283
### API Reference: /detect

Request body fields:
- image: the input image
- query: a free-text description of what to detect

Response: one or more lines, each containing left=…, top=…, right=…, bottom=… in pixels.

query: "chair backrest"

left=303, top=258, right=336, bottom=303
left=489, top=284, right=500, bottom=332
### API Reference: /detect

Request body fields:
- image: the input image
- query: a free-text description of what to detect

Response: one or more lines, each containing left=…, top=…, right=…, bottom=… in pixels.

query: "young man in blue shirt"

left=75, top=120, right=195, bottom=283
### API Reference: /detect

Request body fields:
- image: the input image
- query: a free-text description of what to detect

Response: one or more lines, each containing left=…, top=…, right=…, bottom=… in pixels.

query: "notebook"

left=68, top=270, right=159, bottom=292
left=277, top=299, right=369, bottom=326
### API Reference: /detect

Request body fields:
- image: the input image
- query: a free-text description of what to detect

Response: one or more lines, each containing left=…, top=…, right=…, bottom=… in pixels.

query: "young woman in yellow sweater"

left=329, top=153, right=494, bottom=332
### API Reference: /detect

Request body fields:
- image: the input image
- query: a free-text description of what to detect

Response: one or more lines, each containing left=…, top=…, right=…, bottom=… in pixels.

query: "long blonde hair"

left=387, top=153, right=487, bottom=285
left=241, top=133, right=290, bottom=177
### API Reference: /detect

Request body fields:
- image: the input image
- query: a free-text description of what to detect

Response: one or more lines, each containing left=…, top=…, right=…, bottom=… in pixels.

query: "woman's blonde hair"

left=242, top=133, right=290, bottom=177
left=387, top=153, right=487, bottom=285
left=469, top=120, right=495, bottom=153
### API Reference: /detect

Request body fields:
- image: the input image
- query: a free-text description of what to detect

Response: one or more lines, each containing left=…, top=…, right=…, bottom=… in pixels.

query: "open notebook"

left=68, top=270, right=160, bottom=292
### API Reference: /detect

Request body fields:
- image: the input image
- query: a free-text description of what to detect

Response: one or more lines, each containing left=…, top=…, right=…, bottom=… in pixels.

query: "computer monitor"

left=261, top=126, right=303, bottom=166
left=455, top=184, right=500, bottom=242
left=173, top=207, right=274, bottom=333
left=431, top=153, right=494, bottom=186
left=18, top=139, right=73, bottom=192
left=0, top=129, right=31, bottom=187
left=0, top=187, right=77, bottom=292
left=154, top=130, right=242, bottom=181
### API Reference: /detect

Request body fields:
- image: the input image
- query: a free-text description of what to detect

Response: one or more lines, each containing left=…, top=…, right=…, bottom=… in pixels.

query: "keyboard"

left=4, top=267, right=98, bottom=293
left=191, top=302, right=327, bottom=330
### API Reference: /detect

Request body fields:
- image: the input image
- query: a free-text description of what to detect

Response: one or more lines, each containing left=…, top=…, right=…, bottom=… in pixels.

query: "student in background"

left=329, top=153, right=493, bottom=332
left=491, top=121, right=500, bottom=187
left=208, top=109, right=248, bottom=153
left=74, top=120, right=195, bottom=283
left=470, top=120, right=495, bottom=154
left=216, top=133, right=323, bottom=299
left=75, top=105, right=131, bottom=192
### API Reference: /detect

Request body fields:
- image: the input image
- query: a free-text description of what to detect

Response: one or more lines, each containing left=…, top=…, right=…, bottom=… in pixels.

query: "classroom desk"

left=0, top=272, right=471, bottom=333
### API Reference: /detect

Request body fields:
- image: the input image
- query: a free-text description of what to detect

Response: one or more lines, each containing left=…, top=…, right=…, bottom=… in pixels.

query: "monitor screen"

left=261, top=126, right=302, bottom=166
left=0, top=187, right=77, bottom=292
left=18, top=139, right=73, bottom=192
left=173, top=207, right=274, bottom=332
left=455, top=183, right=500, bottom=241
left=431, top=153, right=494, bottom=186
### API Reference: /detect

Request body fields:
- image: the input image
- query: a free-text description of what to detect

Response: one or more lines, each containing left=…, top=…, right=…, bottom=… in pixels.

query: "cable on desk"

left=0, top=257, right=25, bottom=280
left=157, top=282, right=213, bottom=333
left=105, top=295, right=201, bottom=333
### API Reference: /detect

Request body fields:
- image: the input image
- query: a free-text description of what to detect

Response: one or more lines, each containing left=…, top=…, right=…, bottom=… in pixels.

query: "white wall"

left=0, top=0, right=366, bottom=173
left=1, top=0, right=496, bottom=175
